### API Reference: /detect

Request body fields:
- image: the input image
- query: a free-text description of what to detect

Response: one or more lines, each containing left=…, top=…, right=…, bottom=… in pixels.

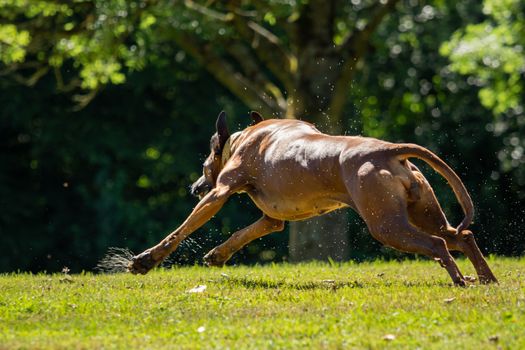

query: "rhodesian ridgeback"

left=128, top=111, right=497, bottom=286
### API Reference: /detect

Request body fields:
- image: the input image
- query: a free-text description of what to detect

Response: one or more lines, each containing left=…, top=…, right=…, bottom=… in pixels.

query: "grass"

left=0, top=258, right=524, bottom=349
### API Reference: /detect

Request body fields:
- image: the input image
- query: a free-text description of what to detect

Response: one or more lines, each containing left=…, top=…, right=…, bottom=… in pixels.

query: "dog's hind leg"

left=203, top=215, right=284, bottom=266
left=368, top=218, right=467, bottom=286
left=438, top=229, right=498, bottom=284
left=349, top=162, right=466, bottom=286
left=128, top=185, right=232, bottom=274
left=407, top=172, right=498, bottom=284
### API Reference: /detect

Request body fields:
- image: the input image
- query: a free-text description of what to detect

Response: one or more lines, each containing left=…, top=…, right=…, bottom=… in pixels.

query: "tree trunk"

left=286, top=90, right=351, bottom=262
left=289, top=210, right=350, bottom=262
left=168, top=0, right=400, bottom=263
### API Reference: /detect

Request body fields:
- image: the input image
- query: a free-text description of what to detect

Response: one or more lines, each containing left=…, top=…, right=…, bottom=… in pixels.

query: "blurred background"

left=0, top=0, right=523, bottom=273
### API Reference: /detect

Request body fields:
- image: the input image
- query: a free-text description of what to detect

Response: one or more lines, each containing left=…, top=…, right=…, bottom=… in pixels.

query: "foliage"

left=0, top=64, right=280, bottom=272
left=0, top=0, right=147, bottom=92
left=0, top=259, right=524, bottom=349
left=440, top=0, right=524, bottom=116
left=346, top=0, right=525, bottom=255
left=0, top=0, right=524, bottom=272
left=440, top=0, right=525, bottom=181
left=0, top=0, right=403, bottom=119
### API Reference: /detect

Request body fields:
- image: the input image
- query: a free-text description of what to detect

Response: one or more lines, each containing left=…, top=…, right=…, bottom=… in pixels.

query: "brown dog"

left=128, top=111, right=497, bottom=286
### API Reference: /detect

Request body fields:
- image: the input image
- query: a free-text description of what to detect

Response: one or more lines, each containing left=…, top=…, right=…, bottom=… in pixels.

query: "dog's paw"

left=478, top=274, right=499, bottom=284
left=464, top=275, right=477, bottom=283
left=453, top=278, right=467, bottom=288
left=203, top=248, right=228, bottom=267
left=128, top=250, right=159, bottom=275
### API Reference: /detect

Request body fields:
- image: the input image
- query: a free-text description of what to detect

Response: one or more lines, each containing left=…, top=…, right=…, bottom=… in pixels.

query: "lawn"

left=0, top=258, right=523, bottom=349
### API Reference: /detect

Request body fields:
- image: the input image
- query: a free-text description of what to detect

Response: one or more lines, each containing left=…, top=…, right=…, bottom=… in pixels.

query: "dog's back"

left=129, top=112, right=498, bottom=286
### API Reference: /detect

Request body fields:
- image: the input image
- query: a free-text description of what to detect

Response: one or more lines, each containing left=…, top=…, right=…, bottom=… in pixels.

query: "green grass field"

left=1, top=258, right=523, bottom=349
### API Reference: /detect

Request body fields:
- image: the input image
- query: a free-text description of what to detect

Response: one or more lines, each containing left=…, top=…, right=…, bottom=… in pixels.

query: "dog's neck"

left=221, top=131, right=241, bottom=168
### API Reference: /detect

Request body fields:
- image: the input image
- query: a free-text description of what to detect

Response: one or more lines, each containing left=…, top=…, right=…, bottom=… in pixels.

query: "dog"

left=128, top=111, right=498, bottom=286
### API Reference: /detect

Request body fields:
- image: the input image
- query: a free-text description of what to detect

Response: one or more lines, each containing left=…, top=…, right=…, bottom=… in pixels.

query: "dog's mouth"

left=192, top=187, right=210, bottom=200
left=190, top=177, right=212, bottom=199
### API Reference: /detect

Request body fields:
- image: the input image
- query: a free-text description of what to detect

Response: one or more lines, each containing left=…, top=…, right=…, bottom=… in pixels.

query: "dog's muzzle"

left=190, top=176, right=212, bottom=198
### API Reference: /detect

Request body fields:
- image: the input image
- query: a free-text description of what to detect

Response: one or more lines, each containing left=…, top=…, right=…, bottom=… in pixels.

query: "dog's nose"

left=190, top=177, right=211, bottom=198
left=189, top=183, right=198, bottom=197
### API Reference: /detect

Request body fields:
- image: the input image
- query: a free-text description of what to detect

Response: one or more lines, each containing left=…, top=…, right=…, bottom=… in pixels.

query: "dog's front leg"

left=128, top=186, right=231, bottom=274
left=203, top=215, right=284, bottom=266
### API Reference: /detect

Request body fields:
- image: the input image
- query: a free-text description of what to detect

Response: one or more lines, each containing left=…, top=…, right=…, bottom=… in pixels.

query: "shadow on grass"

left=223, top=276, right=452, bottom=290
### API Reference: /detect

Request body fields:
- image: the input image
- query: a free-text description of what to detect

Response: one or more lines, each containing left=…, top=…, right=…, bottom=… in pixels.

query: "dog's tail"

left=390, top=143, right=474, bottom=234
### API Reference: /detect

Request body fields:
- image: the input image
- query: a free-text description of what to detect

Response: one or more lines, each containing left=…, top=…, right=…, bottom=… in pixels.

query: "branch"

left=0, top=61, right=42, bottom=76
left=54, top=66, right=82, bottom=93
left=226, top=42, right=287, bottom=112
left=232, top=16, right=295, bottom=90
left=208, top=1, right=295, bottom=91
left=72, top=87, right=99, bottom=111
left=183, top=1, right=294, bottom=103
left=339, top=0, right=400, bottom=53
left=295, top=0, right=337, bottom=47
left=329, top=0, right=400, bottom=118
left=12, top=66, right=49, bottom=86
left=172, top=31, right=285, bottom=116
left=184, top=0, right=233, bottom=21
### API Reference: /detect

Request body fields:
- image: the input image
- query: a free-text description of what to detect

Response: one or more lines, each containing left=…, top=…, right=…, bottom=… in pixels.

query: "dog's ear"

left=216, top=111, right=230, bottom=150
left=250, top=111, right=264, bottom=125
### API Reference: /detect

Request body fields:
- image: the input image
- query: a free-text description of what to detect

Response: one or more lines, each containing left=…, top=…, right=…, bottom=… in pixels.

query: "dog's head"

left=190, top=110, right=264, bottom=199
left=190, top=111, right=230, bottom=199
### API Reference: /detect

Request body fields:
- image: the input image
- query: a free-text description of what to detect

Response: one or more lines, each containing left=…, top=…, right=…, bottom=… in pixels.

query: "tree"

left=0, top=0, right=401, bottom=261
left=440, top=0, right=525, bottom=187
left=161, top=0, right=400, bottom=260
left=2, top=1, right=524, bottom=273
